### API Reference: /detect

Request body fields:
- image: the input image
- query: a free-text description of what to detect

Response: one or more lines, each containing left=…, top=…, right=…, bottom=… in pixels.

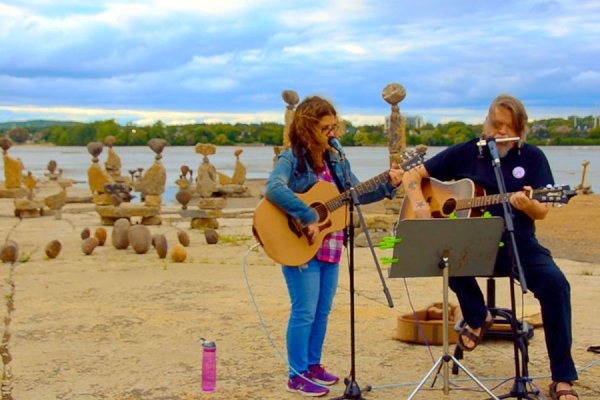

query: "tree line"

left=1, top=116, right=599, bottom=147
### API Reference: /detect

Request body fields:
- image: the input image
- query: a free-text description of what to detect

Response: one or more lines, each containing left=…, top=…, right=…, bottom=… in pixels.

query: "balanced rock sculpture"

left=128, top=224, right=152, bottom=254
left=112, top=218, right=130, bottom=249
left=81, top=237, right=99, bottom=255
left=45, top=240, right=62, bottom=259
left=152, top=234, right=168, bottom=259
left=205, top=228, right=219, bottom=245
left=1, top=137, right=26, bottom=195
left=95, top=227, right=107, bottom=246
left=177, top=229, right=190, bottom=247
left=0, top=240, right=19, bottom=264
left=170, top=243, right=187, bottom=263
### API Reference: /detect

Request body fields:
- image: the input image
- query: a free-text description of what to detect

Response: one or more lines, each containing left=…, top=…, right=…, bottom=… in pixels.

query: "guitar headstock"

left=531, top=184, right=577, bottom=205
left=399, top=146, right=427, bottom=171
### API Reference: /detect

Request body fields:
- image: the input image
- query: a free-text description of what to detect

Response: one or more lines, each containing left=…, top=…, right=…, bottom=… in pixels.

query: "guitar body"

left=399, top=177, right=486, bottom=219
left=252, top=181, right=349, bottom=266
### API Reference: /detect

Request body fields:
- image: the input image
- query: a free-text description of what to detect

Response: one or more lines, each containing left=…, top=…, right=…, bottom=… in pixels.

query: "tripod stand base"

left=493, top=378, right=539, bottom=400
left=408, top=354, right=500, bottom=400
left=331, top=378, right=368, bottom=400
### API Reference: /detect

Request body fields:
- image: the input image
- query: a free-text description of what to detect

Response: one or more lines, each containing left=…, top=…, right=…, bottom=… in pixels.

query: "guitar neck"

left=455, top=192, right=515, bottom=211
left=326, top=171, right=390, bottom=212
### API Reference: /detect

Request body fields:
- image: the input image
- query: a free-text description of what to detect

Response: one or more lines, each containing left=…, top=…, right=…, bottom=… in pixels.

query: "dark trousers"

left=449, top=237, right=578, bottom=382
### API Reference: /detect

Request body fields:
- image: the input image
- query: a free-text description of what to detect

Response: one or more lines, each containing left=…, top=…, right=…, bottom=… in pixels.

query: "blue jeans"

left=282, top=259, right=339, bottom=378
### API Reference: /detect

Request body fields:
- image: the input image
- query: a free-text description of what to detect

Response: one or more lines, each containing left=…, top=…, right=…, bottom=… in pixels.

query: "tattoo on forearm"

left=407, top=181, right=417, bottom=190
left=416, top=201, right=426, bottom=209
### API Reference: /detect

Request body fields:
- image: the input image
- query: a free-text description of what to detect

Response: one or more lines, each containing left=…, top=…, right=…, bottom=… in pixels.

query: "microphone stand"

left=330, top=143, right=394, bottom=400
left=486, top=139, right=538, bottom=399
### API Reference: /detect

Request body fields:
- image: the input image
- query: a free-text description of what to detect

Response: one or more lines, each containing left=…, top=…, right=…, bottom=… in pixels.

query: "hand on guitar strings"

left=304, top=222, right=320, bottom=245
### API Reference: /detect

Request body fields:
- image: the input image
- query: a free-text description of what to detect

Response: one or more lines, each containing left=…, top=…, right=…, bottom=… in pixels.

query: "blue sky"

left=1, top=0, right=599, bottom=126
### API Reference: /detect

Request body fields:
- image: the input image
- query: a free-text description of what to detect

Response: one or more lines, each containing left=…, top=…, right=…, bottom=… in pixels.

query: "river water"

left=3, top=145, right=598, bottom=204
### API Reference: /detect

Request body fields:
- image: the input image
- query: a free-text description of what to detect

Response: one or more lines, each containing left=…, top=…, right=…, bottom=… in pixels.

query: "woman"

left=264, top=96, right=403, bottom=397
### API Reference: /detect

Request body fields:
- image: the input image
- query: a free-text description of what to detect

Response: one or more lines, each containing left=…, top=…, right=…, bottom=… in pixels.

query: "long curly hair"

left=289, top=96, right=337, bottom=172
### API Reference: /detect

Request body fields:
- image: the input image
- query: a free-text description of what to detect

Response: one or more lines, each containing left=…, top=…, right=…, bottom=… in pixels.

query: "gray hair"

left=483, top=94, right=529, bottom=147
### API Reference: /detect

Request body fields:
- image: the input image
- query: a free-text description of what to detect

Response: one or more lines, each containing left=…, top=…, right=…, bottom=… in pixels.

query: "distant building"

left=575, top=125, right=591, bottom=132
left=383, top=114, right=425, bottom=133
left=594, top=116, right=599, bottom=129
left=406, top=115, right=425, bottom=129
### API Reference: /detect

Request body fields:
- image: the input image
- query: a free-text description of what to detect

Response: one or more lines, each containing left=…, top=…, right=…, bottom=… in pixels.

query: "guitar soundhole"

left=312, top=203, right=328, bottom=223
left=442, top=199, right=457, bottom=216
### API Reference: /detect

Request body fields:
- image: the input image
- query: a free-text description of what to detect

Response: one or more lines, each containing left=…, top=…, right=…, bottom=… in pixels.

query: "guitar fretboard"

left=325, top=171, right=391, bottom=212
left=456, top=192, right=514, bottom=210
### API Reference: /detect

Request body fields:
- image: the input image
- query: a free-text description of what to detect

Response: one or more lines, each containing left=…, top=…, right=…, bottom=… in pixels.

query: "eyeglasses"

left=320, top=124, right=338, bottom=135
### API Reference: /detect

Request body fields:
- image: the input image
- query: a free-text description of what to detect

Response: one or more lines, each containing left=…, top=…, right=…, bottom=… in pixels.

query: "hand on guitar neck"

left=509, top=185, right=550, bottom=221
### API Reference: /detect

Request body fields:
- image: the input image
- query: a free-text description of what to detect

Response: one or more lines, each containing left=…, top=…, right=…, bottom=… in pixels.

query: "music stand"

left=388, top=217, right=504, bottom=399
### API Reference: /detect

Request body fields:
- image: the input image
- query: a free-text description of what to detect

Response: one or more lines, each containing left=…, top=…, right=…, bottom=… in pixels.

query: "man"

left=402, top=94, right=578, bottom=400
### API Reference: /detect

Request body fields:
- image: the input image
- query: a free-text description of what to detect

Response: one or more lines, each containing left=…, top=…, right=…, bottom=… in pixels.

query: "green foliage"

left=2, top=114, right=598, bottom=146
left=7, top=127, right=29, bottom=143
left=18, top=252, right=31, bottom=263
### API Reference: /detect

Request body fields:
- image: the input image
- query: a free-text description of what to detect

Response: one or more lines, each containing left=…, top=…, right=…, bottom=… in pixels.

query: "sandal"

left=549, top=381, right=579, bottom=399
left=457, top=312, right=493, bottom=352
left=587, top=345, right=600, bottom=354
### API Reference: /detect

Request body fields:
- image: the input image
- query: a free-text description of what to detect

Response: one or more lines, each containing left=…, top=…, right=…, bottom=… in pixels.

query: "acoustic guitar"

left=253, top=148, right=426, bottom=266
left=399, top=177, right=576, bottom=220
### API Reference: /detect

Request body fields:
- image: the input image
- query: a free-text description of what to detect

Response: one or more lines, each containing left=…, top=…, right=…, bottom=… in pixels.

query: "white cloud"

left=191, top=54, right=235, bottom=67
left=339, top=43, right=367, bottom=55
left=181, top=77, right=238, bottom=92
left=0, top=3, right=26, bottom=18
left=571, top=70, right=600, bottom=86
left=1, top=1, right=599, bottom=124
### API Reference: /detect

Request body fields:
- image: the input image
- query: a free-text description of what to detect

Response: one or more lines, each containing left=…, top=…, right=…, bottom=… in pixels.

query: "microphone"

left=476, top=137, right=519, bottom=146
left=486, top=138, right=500, bottom=165
left=328, top=137, right=345, bottom=157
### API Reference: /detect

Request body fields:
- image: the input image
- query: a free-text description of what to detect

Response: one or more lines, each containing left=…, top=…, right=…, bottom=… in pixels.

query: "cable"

left=243, top=243, right=600, bottom=396
left=242, top=243, right=341, bottom=392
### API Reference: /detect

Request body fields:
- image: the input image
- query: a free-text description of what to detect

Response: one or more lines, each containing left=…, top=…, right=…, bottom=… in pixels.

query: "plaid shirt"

left=315, top=163, right=344, bottom=263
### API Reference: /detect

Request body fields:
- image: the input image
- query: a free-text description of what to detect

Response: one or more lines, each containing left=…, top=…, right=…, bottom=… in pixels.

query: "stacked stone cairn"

left=576, top=160, right=593, bottom=194
left=382, top=82, right=408, bottom=215
left=89, top=138, right=166, bottom=226
left=0, top=137, right=27, bottom=199
left=217, top=149, right=251, bottom=197
left=2, top=137, right=69, bottom=218
left=176, top=144, right=226, bottom=232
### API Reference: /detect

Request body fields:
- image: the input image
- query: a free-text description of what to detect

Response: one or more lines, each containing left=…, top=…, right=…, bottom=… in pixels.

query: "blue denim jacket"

left=264, top=148, right=397, bottom=226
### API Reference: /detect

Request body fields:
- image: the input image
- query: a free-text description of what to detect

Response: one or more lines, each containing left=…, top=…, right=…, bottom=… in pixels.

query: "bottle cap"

left=200, top=338, right=216, bottom=348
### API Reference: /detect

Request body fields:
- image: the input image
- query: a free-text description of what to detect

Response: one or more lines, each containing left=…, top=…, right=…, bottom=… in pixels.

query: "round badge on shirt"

left=512, top=166, right=525, bottom=179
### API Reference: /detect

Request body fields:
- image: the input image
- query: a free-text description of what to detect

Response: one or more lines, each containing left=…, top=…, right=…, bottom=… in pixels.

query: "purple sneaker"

left=287, top=372, right=329, bottom=397
left=308, top=364, right=339, bottom=386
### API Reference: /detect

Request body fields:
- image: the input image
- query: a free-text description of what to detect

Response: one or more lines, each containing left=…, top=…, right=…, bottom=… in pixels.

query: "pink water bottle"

left=200, top=338, right=217, bottom=392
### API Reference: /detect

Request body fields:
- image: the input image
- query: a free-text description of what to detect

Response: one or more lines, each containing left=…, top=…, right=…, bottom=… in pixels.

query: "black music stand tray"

left=388, top=217, right=504, bottom=399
